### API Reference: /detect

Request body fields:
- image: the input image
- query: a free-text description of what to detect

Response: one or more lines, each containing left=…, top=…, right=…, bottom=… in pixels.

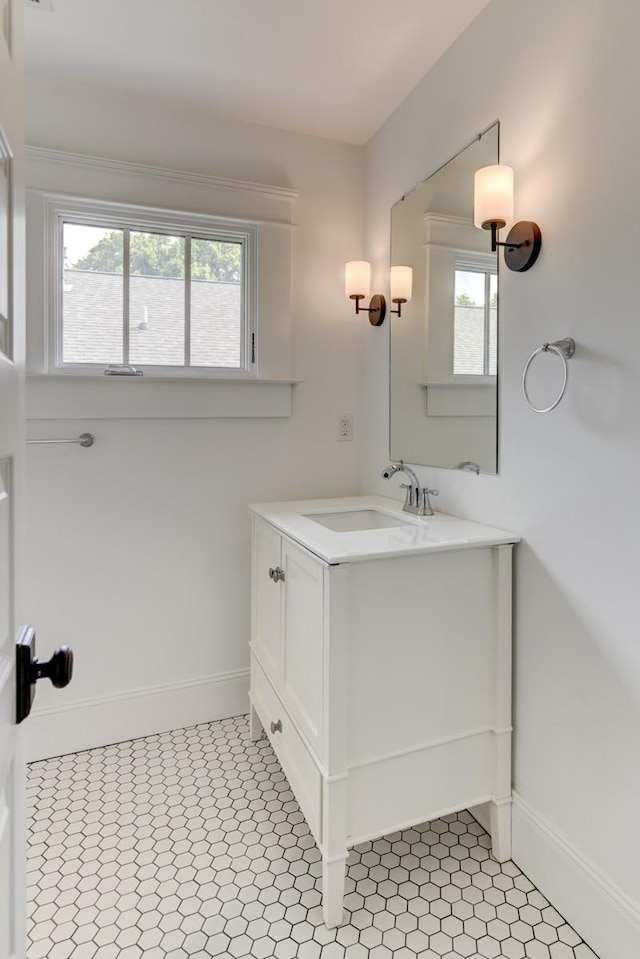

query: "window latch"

left=103, top=364, right=143, bottom=376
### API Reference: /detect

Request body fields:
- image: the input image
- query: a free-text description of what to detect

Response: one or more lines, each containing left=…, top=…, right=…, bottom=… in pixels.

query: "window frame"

left=46, top=195, right=258, bottom=378
left=453, top=250, right=498, bottom=381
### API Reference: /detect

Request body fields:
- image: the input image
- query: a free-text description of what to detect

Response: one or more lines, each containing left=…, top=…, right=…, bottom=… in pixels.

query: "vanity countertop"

left=250, top=495, right=519, bottom=565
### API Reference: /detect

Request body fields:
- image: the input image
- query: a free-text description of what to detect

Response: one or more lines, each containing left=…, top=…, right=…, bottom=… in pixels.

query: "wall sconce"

left=474, top=164, right=542, bottom=272
left=345, top=261, right=412, bottom=325
left=390, top=266, right=412, bottom=318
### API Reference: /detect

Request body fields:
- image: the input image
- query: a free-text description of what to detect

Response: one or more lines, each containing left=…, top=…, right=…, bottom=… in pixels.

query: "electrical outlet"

left=337, top=414, right=353, bottom=442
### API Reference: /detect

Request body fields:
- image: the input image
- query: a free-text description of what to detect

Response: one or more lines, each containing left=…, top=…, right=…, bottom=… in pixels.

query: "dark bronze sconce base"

left=352, top=293, right=387, bottom=326
left=489, top=220, right=542, bottom=272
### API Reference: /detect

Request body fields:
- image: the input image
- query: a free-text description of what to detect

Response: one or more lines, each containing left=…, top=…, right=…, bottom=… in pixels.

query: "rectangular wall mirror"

left=390, top=122, right=499, bottom=474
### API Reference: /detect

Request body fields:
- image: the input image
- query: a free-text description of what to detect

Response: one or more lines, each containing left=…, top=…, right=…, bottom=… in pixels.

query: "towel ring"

left=522, top=337, right=575, bottom=413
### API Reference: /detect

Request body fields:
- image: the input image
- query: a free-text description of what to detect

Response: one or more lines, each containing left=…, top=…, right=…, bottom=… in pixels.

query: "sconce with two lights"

left=345, top=261, right=413, bottom=327
left=346, top=164, right=541, bottom=325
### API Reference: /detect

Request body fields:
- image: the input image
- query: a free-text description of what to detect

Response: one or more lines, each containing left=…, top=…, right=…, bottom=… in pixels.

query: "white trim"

left=323, top=852, right=349, bottom=865
left=0, top=793, right=7, bottom=842
left=26, top=373, right=301, bottom=385
left=347, top=725, right=512, bottom=771
left=512, top=792, right=640, bottom=959
left=25, top=668, right=250, bottom=761
left=422, top=212, right=493, bottom=255
left=419, top=382, right=496, bottom=389
left=25, top=374, right=297, bottom=419
left=454, top=249, right=497, bottom=274
left=26, top=146, right=298, bottom=202
left=26, top=181, right=294, bottom=385
left=492, top=795, right=512, bottom=808
left=423, top=212, right=474, bottom=229
left=40, top=190, right=266, bottom=234
left=41, top=192, right=258, bottom=377
left=0, top=655, right=12, bottom=697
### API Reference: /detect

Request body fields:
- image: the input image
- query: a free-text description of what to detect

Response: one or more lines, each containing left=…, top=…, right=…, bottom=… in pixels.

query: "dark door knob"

left=15, top=627, right=74, bottom=724
left=35, top=647, right=73, bottom=688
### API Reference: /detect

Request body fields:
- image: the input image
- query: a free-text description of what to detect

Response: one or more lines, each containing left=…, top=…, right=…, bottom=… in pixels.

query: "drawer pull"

left=268, top=566, right=285, bottom=583
left=270, top=719, right=282, bottom=734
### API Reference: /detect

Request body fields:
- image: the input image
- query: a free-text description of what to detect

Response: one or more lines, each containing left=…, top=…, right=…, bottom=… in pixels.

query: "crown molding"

left=25, top=145, right=298, bottom=202
left=423, top=212, right=474, bottom=227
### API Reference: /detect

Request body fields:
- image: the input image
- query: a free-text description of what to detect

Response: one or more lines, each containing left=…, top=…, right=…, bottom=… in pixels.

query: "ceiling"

left=23, top=0, right=489, bottom=144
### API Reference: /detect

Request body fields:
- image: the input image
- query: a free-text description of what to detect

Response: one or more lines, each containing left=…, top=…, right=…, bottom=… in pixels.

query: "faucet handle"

left=420, top=487, right=439, bottom=516
left=399, top=482, right=414, bottom=508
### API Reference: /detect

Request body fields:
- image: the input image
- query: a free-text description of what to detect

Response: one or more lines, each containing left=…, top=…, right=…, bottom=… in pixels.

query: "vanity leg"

left=322, top=854, right=347, bottom=928
left=249, top=702, right=263, bottom=741
left=321, top=772, right=348, bottom=928
left=490, top=546, right=514, bottom=864
left=489, top=798, right=512, bottom=862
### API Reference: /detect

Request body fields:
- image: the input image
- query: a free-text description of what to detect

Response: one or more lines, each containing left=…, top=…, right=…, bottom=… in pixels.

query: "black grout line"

left=26, top=715, right=599, bottom=959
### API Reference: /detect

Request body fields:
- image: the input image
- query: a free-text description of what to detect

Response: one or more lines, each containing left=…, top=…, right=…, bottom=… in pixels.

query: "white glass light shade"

left=474, top=164, right=514, bottom=229
left=390, top=265, right=413, bottom=303
left=345, top=260, right=370, bottom=299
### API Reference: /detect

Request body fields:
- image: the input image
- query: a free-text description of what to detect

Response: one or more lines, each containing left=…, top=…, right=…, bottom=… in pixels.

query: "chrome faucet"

left=455, top=461, right=481, bottom=475
left=380, top=460, right=439, bottom=517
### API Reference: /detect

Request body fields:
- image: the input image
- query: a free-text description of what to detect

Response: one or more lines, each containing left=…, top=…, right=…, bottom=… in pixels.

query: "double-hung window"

left=48, top=198, right=257, bottom=375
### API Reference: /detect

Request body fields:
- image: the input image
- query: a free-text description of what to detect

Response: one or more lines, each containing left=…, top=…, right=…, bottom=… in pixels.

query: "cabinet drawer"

left=251, top=656, right=322, bottom=844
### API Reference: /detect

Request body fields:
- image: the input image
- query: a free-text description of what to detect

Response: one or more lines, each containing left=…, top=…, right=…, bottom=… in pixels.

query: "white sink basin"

left=303, top=508, right=414, bottom=532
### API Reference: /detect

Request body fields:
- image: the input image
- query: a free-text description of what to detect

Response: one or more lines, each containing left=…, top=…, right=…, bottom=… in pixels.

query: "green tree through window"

left=71, top=230, right=241, bottom=282
left=455, top=292, right=477, bottom=307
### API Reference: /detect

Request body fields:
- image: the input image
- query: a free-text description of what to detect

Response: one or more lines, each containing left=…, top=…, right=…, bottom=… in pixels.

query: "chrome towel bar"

left=27, top=433, right=95, bottom=448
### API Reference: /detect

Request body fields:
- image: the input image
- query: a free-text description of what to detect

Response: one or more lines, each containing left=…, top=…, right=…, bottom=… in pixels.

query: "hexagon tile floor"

left=26, top=715, right=599, bottom=959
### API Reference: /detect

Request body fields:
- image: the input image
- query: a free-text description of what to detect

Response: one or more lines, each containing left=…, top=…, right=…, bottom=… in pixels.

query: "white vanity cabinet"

left=249, top=497, right=518, bottom=928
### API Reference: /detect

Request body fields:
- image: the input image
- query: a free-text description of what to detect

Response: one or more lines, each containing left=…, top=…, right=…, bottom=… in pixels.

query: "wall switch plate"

left=337, top=414, right=353, bottom=442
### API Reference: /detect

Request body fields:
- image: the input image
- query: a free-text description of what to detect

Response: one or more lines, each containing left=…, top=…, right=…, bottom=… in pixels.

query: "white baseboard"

left=25, top=668, right=250, bottom=762
left=512, top=792, right=640, bottom=959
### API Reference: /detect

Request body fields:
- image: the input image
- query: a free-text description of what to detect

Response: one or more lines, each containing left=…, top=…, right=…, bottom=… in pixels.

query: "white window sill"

left=26, top=373, right=301, bottom=420
left=419, top=380, right=496, bottom=388
left=419, top=381, right=496, bottom=418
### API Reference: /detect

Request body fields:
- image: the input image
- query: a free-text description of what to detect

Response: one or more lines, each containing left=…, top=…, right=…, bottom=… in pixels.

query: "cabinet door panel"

left=282, top=540, right=324, bottom=750
left=251, top=518, right=283, bottom=683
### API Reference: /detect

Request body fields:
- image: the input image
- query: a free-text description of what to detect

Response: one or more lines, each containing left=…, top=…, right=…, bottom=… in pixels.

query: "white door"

left=0, top=3, right=27, bottom=959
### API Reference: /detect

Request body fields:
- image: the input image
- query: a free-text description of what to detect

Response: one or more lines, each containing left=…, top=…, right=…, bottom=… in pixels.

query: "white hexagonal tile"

left=26, top=716, right=596, bottom=959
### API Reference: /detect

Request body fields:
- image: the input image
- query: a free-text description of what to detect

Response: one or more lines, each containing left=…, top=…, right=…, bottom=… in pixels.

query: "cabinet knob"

left=268, top=566, right=285, bottom=583
left=270, top=719, right=282, bottom=734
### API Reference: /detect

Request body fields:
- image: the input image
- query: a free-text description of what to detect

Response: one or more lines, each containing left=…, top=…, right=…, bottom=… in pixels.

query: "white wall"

left=362, top=1, right=640, bottom=955
left=25, top=6, right=640, bottom=953
left=24, top=77, right=365, bottom=755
